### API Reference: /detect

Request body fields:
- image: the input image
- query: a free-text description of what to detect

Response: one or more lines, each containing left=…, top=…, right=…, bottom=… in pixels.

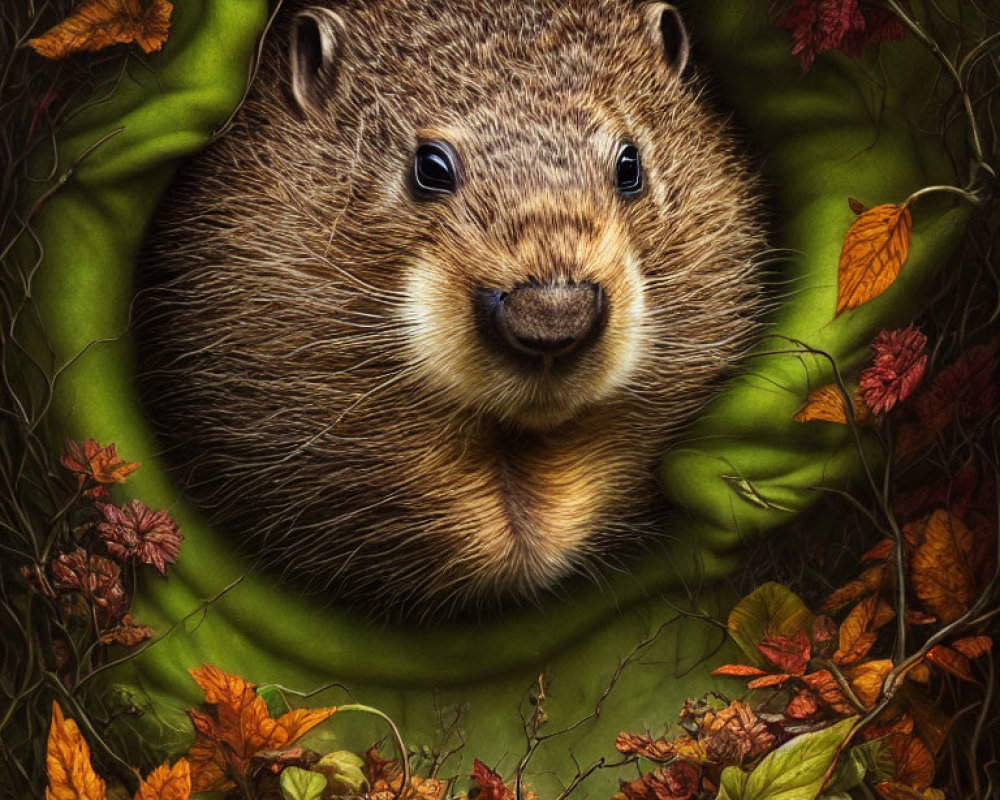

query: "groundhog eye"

left=615, top=144, right=643, bottom=197
left=413, top=141, right=459, bottom=197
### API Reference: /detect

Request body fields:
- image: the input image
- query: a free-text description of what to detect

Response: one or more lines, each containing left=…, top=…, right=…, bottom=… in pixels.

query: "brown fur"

left=136, top=0, right=766, bottom=618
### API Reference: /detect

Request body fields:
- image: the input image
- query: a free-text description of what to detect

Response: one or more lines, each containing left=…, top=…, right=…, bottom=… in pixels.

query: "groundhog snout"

left=475, top=281, right=607, bottom=359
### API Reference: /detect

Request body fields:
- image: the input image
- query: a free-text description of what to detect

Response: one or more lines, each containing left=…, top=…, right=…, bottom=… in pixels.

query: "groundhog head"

left=136, top=0, right=764, bottom=618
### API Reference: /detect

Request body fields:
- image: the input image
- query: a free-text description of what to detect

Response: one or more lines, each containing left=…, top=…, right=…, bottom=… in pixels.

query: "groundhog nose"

left=477, top=282, right=607, bottom=359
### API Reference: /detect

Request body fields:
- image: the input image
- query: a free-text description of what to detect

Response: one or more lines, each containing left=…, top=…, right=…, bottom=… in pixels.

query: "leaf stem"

left=904, top=184, right=981, bottom=207
left=336, top=704, right=411, bottom=794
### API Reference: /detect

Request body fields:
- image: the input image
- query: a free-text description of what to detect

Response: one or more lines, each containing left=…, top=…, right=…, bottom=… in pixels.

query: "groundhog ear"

left=290, top=7, right=345, bottom=115
left=645, top=2, right=690, bottom=75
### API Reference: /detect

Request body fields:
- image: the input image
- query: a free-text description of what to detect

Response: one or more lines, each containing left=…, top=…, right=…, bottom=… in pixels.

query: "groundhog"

left=135, top=0, right=765, bottom=618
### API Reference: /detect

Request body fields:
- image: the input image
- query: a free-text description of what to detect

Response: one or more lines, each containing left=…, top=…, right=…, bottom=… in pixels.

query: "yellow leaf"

left=134, top=760, right=190, bottom=800
left=27, top=0, right=173, bottom=60
left=836, top=202, right=912, bottom=314
left=848, top=659, right=892, bottom=708
left=45, top=701, right=107, bottom=800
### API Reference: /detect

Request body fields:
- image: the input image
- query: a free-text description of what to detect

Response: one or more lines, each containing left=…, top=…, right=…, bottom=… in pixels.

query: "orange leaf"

left=134, top=760, right=191, bottom=800
left=951, top=635, right=993, bottom=659
left=711, top=664, right=768, bottom=677
left=834, top=596, right=879, bottom=666
left=890, top=734, right=935, bottom=790
left=747, top=673, right=793, bottom=689
left=794, top=384, right=869, bottom=424
left=848, top=659, right=893, bottom=708
left=822, top=564, right=887, bottom=611
left=27, top=0, right=172, bottom=60
left=837, top=202, right=913, bottom=314
left=185, top=665, right=336, bottom=793
left=785, top=689, right=819, bottom=719
left=800, top=670, right=856, bottom=715
left=910, top=510, right=992, bottom=622
left=44, top=701, right=106, bottom=800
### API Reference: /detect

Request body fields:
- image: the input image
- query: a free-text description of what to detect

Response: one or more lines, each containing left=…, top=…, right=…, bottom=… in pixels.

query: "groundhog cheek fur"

left=135, top=0, right=765, bottom=618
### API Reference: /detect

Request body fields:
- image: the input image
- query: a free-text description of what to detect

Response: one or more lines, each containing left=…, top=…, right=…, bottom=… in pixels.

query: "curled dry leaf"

left=794, top=384, right=869, bottom=424
left=44, top=701, right=106, bottom=800
left=27, top=0, right=173, bottom=60
left=97, top=499, right=183, bottom=575
left=837, top=202, right=913, bottom=315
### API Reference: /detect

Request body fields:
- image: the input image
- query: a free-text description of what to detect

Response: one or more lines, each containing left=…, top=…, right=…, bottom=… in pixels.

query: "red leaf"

left=800, top=670, right=856, bottom=715
left=859, top=326, right=928, bottom=415
left=777, top=0, right=908, bottom=71
left=471, top=759, right=514, bottom=800
left=758, top=629, right=811, bottom=675
left=785, top=690, right=820, bottom=720
left=810, top=615, right=839, bottom=659
left=925, top=646, right=976, bottom=683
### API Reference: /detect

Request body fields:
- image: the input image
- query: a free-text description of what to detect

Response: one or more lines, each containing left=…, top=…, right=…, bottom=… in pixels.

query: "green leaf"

left=728, top=583, right=814, bottom=666
left=718, top=766, right=750, bottom=800
left=816, top=794, right=851, bottom=800
left=742, top=716, right=856, bottom=800
left=279, top=766, right=328, bottom=800
left=824, top=739, right=894, bottom=795
left=313, top=750, right=367, bottom=795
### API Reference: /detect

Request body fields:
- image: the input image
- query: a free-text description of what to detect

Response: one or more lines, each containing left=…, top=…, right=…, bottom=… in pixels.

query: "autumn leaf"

left=98, top=613, right=154, bottom=646
left=711, top=664, right=769, bottom=678
left=45, top=701, right=106, bottom=800
left=700, top=701, right=775, bottom=766
left=134, top=760, right=191, bottom=800
left=810, top=614, right=839, bottom=658
left=471, top=760, right=515, bottom=800
left=746, top=673, right=793, bottom=690
left=951, top=635, right=993, bottom=658
left=785, top=690, right=820, bottom=719
left=848, top=659, right=892, bottom=708
left=758, top=629, right=811, bottom=674
left=726, top=583, right=813, bottom=667
left=617, top=762, right=701, bottom=800
left=794, top=384, right=869, bottom=424
left=910, top=510, right=994, bottom=622
left=27, top=0, right=173, bottom=60
left=51, top=548, right=128, bottom=626
left=777, top=0, right=908, bottom=71
left=897, top=340, right=999, bottom=456
left=184, top=664, right=336, bottom=793
left=60, top=439, right=140, bottom=498
left=889, top=734, right=935, bottom=790
left=823, top=564, right=888, bottom=611
left=615, top=732, right=704, bottom=762
left=96, top=499, right=183, bottom=575
left=837, top=202, right=913, bottom=314
left=924, top=645, right=976, bottom=682
left=833, top=597, right=879, bottom=667
left=859, top=326, right=928, bottom=415
left=800, top=670, right=856, bottom=715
